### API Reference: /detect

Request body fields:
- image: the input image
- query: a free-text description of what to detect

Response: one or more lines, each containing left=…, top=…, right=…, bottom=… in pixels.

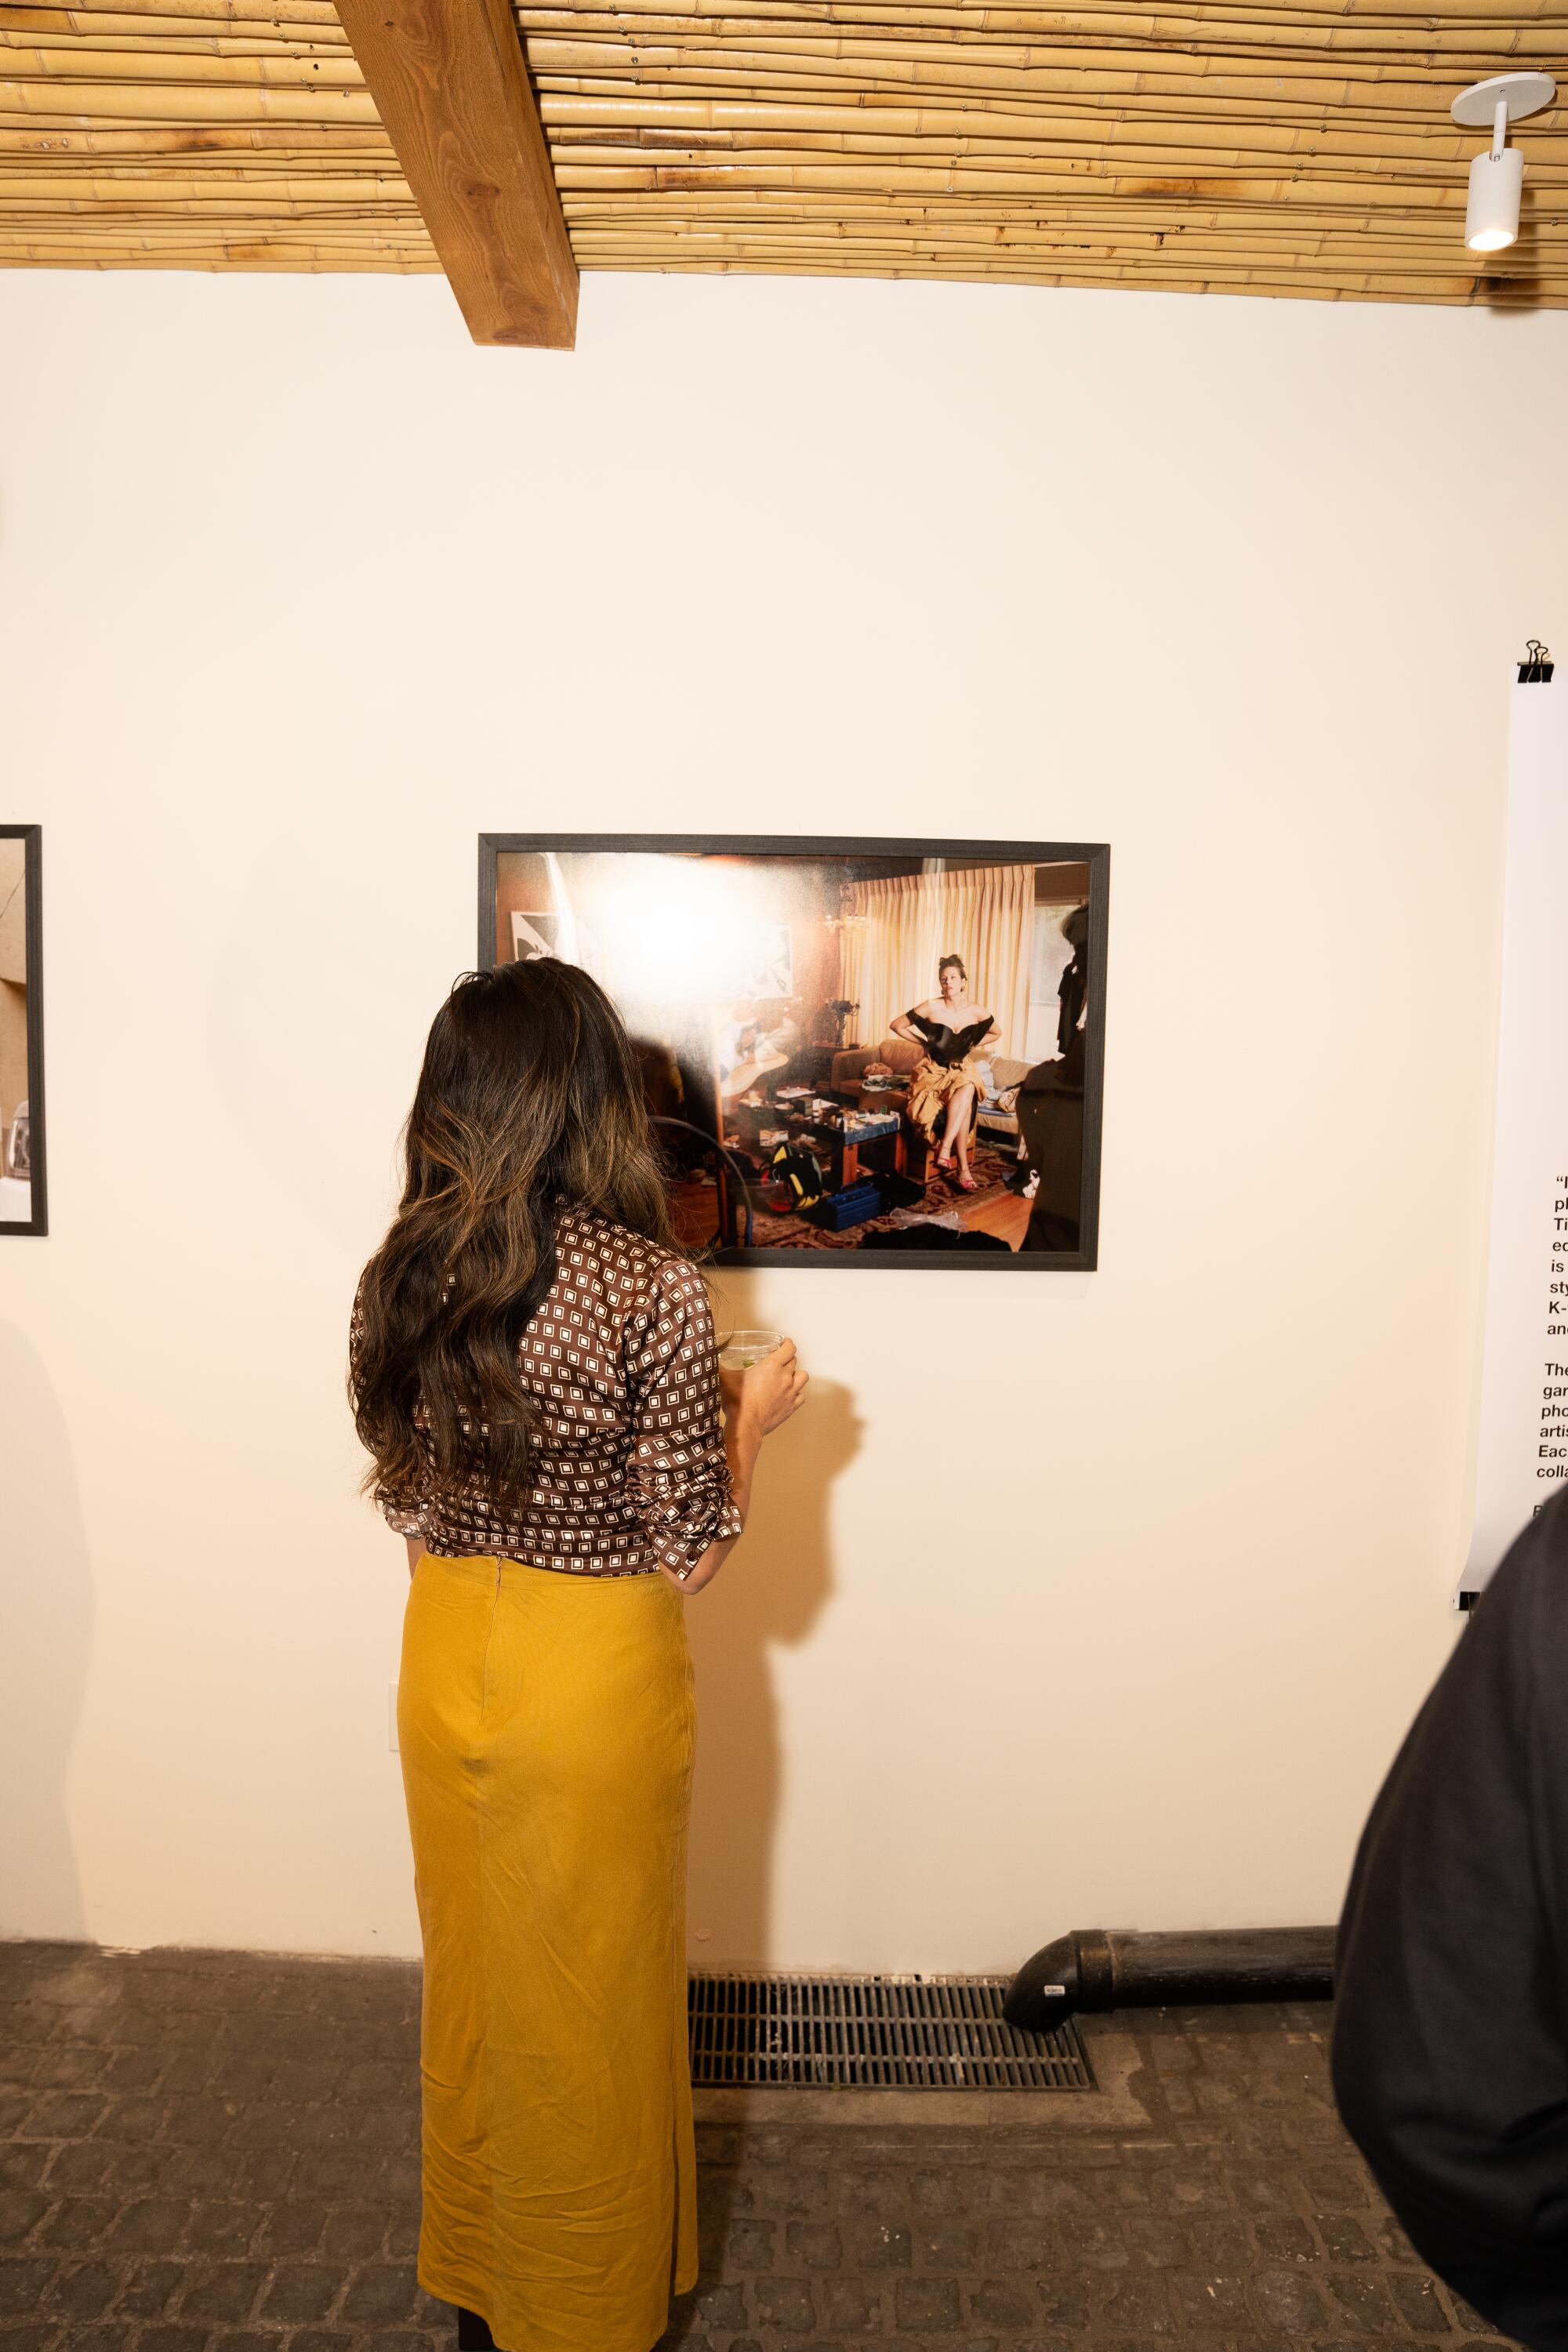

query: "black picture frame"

left=0, top=824, right=45, bottom=1239
left=479, top=833, right=1108, bottom=1271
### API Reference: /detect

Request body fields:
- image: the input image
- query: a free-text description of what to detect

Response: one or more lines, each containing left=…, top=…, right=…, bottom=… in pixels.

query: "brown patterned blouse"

left=352, top=1205, right=742, bottom=1580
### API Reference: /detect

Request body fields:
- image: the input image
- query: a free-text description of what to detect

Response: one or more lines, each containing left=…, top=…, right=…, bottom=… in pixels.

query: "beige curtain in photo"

left=839, top=865, right=1033, bottom=1059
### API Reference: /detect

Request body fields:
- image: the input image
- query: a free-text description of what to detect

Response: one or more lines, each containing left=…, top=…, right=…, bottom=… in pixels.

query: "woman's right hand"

left=722, top=1337, right=808, bottom=1436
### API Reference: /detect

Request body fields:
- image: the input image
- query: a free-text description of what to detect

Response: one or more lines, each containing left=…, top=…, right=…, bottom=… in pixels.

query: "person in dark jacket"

left=1332, top=1489, right=1568, bottom=2349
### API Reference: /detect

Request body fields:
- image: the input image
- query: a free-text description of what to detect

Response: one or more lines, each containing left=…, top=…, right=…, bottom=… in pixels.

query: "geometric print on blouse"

left=350, top=1203, right=743, bottom=1580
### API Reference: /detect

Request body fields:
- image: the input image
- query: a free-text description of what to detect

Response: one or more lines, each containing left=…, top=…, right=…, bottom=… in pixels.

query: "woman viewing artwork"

left=349, top=957, right=807, bottom=2352
left=890, top=953, right=999, bottom=1192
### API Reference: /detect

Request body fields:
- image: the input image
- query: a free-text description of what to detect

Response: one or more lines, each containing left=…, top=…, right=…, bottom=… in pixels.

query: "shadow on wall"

left=0, top=1320, right=92, bottom=1940
left=683, top=1374, right=862, bottom=1967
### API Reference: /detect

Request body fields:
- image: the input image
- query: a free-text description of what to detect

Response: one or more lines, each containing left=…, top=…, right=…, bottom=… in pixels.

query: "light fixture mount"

left=1451, top=71, right=1555, bottom=129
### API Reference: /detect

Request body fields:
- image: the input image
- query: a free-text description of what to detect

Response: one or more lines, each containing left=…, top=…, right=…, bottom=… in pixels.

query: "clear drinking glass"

left=718, top=1327, right=782, bottom=1370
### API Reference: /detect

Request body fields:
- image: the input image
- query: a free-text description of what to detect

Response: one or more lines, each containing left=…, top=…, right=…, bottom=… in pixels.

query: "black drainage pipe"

left=1003, top=1926, right=1337, bottom=2036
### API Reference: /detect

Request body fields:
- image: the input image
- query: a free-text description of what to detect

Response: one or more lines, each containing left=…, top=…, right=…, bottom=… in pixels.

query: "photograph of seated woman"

left=349, top=956, right=807, bottom=2352
left=489, top=845, right=1098, bottom=1255
left=890, top=954, right=1000, bottom=1193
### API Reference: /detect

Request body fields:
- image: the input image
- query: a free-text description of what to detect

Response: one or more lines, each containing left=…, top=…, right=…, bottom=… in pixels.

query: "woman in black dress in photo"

left=890, top=954, right=999, bottom=1192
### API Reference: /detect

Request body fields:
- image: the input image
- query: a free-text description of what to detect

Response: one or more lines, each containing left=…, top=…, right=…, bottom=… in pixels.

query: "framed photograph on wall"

left=0, top=826, right=45, bottom=1237
left=479, top=834, right=1108, bottom=1269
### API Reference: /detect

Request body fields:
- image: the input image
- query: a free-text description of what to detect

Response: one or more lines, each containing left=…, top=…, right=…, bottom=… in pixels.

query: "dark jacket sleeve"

left=1332, top=1493, right=1568, bottom=2349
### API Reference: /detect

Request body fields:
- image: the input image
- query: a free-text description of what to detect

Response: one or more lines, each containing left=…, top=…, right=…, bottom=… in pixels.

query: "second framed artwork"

left=479, top=835, right=1108, bottom=1269
left=0, top=826, right=45, bottom=1238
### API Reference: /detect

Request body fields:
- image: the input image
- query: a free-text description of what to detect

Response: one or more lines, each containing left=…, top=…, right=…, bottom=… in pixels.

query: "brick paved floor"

left=0, top=1941, right=1515, bottom=2352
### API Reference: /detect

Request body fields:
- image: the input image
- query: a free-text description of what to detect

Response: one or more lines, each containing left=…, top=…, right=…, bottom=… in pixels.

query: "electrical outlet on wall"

left=388, top=1683, right=399, bottom=1752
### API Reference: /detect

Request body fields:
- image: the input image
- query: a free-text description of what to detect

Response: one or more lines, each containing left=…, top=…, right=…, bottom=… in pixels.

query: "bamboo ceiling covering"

left=4, top=0, right=1568, bottom=302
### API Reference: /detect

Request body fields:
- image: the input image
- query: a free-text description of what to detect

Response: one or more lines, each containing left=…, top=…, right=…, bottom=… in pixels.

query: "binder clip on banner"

left=1519, top=638, right=1555, bottom=684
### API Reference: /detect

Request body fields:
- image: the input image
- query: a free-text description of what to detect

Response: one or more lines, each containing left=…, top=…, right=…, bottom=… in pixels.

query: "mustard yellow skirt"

left=907, top=1051, right=987, bottom=1143
left=397, top=1554, right=699, bottom=2352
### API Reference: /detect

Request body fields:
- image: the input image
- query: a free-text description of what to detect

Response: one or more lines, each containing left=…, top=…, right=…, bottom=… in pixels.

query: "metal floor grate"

left=687, top=1971, right=1094, bottom=2091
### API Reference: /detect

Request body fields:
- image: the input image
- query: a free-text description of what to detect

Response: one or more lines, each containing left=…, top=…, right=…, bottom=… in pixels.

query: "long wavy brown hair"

left=351, top=957, right=674, bottom=1518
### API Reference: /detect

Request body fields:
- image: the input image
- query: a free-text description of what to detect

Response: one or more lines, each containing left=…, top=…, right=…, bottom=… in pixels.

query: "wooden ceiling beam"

left=332, top=0, right=577, bottom=347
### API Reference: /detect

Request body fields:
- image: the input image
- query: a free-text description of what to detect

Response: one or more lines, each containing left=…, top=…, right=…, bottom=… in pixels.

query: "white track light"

left=1452, top=72, right=1556, bottom=256
left=1466, top=103, right=1523, bottom=251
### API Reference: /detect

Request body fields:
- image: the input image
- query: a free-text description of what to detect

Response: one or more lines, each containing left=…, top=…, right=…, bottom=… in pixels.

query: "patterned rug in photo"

left=747, top=1143, right=1018, bottom=1252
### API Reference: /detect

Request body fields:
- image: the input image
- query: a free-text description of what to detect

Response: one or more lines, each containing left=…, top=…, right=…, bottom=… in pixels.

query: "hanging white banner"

left=1464, top=677, right=1568, bottom=1599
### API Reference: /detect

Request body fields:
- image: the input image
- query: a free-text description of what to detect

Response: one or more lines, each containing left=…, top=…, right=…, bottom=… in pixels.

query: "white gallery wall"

left=1, top=265, right=1563, bottom=1967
